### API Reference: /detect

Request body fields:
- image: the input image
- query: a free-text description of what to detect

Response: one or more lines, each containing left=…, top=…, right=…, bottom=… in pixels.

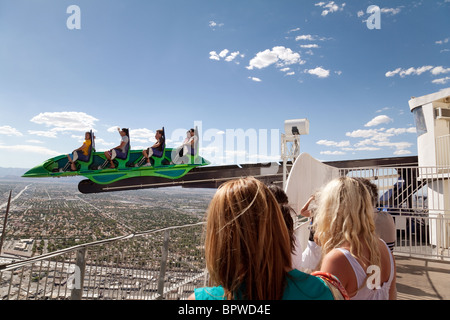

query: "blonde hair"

left=313, top=177, right=381, bottom=268
left=205, top=177, right=292, bottom=300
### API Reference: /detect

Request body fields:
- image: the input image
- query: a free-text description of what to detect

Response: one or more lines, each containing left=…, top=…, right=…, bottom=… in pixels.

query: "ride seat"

left=115, top=139, right=130, bottom=160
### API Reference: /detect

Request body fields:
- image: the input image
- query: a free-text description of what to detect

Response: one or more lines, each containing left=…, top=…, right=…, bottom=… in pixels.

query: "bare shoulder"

left=321, top=249, right=350, bottom=275
left=187, top=292, right=196, bottom=300
left=320, top=248, right=356, bottom=293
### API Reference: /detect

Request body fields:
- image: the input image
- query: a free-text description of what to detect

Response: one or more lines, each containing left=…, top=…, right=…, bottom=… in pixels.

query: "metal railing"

left=339, top=165, right=450, bottom=260
left=1, top=165, right=449, bottom=300
left=0, top=222, right=207, bottom=300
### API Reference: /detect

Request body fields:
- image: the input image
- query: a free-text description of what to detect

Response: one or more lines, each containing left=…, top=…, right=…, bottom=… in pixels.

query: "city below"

left=0, top=172, right=215, bottom=260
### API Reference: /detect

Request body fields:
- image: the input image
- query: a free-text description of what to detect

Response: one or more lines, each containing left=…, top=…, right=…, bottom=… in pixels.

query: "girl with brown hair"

left=189, top=177, right=336, bottom=300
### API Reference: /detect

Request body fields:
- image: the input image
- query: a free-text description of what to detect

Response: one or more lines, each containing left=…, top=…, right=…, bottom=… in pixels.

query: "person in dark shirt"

left=142, top=129, right=164, bottom=167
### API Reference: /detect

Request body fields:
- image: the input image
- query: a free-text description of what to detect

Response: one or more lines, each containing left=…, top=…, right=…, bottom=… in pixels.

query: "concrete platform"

left=395, top=255, right=450, bottom=300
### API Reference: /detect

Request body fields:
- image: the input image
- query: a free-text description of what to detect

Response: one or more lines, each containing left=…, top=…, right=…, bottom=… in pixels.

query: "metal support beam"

left=70, top=247, right=87, bottom=300
left=157, top=230, right=170, bottom=300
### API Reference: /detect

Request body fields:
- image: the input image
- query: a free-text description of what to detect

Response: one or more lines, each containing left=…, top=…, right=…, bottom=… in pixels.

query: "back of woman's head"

left=267, top=184, right=295, bottom=252
left=313, top=177, right=380, bottom=267
left=353, top=177, right=379, bottom=207
left=205, top=177, right=292, bottom=300
left=267, top=184, right=289, bottom=204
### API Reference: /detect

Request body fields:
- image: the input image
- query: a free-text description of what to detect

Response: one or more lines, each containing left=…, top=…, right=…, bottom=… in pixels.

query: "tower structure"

left=409, top=88, right=450, bottom=248
left=281, top=119, right=309, bottom=188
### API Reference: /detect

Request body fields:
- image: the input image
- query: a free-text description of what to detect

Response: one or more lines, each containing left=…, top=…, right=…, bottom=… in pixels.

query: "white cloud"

left=385, top=127, right=416, bottom=134
left=28, top=130, right=58, bottom=138
left=130, top=128, right=155, bottom=141
left=94, top=138, right=115, bottom=149
left=320, top=150, right=346, bottom=155
left=316, top=139, right=350, bottom=147
left=296, top=34, right=315, bottom=41
left=248, top=77, right=262, bottom=82
left=435, top=37, right=449, bottom=45
left=346, top=129, right=381, bottom=138
left=26, top=139, right=44, bottom=144
left=315, top=121, right=416, bottom=157
left=209, top=51, right=220, bottom=61
left=385, top=65, right=450, bottom=78
left=209, top=20, right=224, bottom=29
left=401, top=66, right=433, bottom=77
left=376, top=141, right=413, bottom=150
left=225, top=51, right=242, bottom=62
left=295, top=34, right=329, bottom=42
left=385, top=68, right=402, bottom=77
left=210, top=49, right=244, bottom=63
left=394, top=149, right=412, bottom=155
left=287, top=27, right=301, bottom=33
left=219, top=49, right=229, bottom=58
left=432, top=76, right=450, bottom=85
left=381, top=7, right=402, bottom=15
left=364, top=115, right=393, bottom=127
left=0, top=125, right=23, bottom=136
left=342, top=146, right=381, bottom=151
left=300, top=44, right=320, bottom=49
left=315, top=1, right=346, bottom=16
left=107, top=126, right=121, bottom=133
left=357, top=10, right=364, bottom=18
left=30, top=112, right=98, bottom=134
left=278, top=67, right=295, bottom=76
left=431, top=66, right=450, bottom=75
left=305, top=67, right=330, bottom=78
left=376, top=107, right=391, bottom=113
left=0, top=144, right=60, bottom=157
left=246, top=46, right=303, bottom=70
left=385, top=66, right=433, bottom=77
left=345, top=126, right=416, bottom=155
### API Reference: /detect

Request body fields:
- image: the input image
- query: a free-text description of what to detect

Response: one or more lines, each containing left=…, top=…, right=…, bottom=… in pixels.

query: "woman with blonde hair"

left=314, top=177, right=396, bottom=300
left=189, top=177, right=340, bottom=300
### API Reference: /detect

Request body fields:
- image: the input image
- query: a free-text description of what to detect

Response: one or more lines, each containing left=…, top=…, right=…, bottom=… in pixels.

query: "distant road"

left=75, top=195, right=135, bottom=234
left=0, top=184, right=31, bottom=210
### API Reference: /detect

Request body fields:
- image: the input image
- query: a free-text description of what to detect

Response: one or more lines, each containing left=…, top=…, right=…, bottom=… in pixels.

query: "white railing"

left=339, top=166, right=450, bottom=260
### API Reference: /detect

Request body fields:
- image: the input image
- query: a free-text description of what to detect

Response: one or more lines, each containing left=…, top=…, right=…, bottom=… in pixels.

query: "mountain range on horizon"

left=0, top=167, right=29, bottom=178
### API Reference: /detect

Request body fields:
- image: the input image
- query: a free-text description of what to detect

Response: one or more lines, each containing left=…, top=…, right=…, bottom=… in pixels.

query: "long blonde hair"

left=313, top=177, right=381, bottom=268
left=205, top=177, right=292, bottom=300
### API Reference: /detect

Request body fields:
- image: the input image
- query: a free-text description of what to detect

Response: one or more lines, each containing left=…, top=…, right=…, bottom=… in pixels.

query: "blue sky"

left=0, top=0, right=449, bottom=168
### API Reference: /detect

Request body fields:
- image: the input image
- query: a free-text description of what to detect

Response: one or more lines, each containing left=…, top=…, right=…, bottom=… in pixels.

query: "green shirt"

left=194, top=269, right=334, bottom=300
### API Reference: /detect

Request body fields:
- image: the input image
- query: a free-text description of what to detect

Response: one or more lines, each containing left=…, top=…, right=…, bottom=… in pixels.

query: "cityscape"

left=0, top=173, right=216, bottom=299
left=0, top=175, right=215, bottom=255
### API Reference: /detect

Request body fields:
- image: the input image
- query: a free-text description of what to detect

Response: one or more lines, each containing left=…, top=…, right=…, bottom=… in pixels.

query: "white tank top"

left=337, top=241, right=394, bottom=300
